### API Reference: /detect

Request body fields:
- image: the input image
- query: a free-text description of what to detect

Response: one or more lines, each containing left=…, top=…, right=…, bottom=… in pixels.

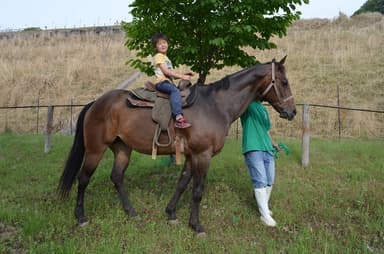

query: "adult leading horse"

left=58, top=56, right=296, bottom=235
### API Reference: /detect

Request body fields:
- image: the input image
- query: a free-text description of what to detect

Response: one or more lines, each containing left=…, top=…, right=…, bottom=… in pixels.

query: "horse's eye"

left=282, top=79, right=288, bottom=87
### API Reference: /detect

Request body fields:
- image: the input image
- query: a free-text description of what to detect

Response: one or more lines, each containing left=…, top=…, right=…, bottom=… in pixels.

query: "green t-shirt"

left=240, top=101, right=274, bottom=154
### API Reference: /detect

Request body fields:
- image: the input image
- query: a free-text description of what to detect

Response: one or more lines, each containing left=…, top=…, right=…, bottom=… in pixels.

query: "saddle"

left=126, top=80, right=197, bottom=164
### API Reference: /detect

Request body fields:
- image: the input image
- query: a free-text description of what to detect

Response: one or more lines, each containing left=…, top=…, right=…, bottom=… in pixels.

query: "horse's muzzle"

left=280, top=109, right=296, bottom=121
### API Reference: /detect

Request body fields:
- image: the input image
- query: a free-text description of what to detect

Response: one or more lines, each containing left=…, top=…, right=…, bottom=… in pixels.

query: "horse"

left=58, top=56, right=296, bottom=236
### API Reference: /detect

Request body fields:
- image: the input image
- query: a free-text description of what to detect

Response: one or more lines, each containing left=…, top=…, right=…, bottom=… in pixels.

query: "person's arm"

left=158, top=63, right=192, bottom=81
left=268, top=131, right=279, bottom=151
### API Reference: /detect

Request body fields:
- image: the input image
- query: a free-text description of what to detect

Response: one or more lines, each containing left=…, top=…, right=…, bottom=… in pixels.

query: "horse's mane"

left=195, top=61, right=271, bottom=97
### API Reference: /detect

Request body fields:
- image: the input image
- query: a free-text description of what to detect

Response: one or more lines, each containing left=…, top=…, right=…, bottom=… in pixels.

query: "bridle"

left=259, top=61, right=293, bottom=105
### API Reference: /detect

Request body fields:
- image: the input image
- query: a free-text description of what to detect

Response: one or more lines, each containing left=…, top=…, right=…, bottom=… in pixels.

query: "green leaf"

left=124, top=0, right=308, bottom=83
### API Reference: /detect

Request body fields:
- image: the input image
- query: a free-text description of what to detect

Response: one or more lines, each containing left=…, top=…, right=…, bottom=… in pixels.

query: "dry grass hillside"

left=0, top=13, right=383, bottom=137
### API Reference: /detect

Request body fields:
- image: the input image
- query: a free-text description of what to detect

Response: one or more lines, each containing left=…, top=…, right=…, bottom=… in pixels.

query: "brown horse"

left=58, top=56, right=296, bottom=235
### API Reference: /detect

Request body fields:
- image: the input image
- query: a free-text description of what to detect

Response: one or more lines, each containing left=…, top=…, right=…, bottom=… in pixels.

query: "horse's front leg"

left=189, top=154, right=210, bottom=235
left=166, top=156, right=192, bottom=222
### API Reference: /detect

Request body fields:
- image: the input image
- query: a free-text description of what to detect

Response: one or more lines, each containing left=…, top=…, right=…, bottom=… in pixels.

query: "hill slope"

left=0, top=13, right=383, bottom=137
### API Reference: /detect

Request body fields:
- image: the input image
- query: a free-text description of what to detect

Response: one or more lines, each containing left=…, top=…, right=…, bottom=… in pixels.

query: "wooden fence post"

left=44, top=106, right=54, bottom=153
left=337, top=85, right=341, bottom=139
left=301, top=104, right=310, bottom=167
left=36, top=97, right=40, bottom=134
left=70, top=98, right=74, bottom=135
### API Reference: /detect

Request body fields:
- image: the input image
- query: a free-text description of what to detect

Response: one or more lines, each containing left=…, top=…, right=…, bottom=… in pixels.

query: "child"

left=151, top=33, right=192, bottom=129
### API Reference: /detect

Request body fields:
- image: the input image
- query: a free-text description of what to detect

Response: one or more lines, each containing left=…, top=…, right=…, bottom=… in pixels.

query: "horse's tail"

left=58, top=101, right=94, bottom=198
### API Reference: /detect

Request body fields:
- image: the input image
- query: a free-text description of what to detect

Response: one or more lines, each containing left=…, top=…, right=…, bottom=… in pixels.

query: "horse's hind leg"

left=166, top=156, right=192, bottom=222
left=75, top=150, right=105, bottom=225
left=110, top=141, right=137, bottom=217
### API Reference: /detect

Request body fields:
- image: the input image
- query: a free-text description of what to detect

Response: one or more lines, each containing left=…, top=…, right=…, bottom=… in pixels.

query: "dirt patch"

left=0, top=221, right=26, bottom=254
left=0, top=221, right=18, bottom=240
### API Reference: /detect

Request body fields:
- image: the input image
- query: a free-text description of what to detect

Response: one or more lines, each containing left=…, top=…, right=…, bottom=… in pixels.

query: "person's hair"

left=151, top=33, right=168, bottom=48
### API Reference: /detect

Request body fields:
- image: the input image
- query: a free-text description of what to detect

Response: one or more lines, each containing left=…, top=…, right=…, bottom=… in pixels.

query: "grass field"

left=0, top=134, right=383, bottom=253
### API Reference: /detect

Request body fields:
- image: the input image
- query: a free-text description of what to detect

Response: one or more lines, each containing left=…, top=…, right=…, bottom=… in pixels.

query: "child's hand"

left=181, top=74, right=192, bottom=81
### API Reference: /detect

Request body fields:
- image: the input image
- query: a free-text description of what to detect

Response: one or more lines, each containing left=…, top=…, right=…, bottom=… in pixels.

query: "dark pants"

left=156, top=81, right=183, bottom=117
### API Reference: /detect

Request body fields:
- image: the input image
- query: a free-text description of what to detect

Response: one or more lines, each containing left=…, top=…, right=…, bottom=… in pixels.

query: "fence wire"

left=1, top=103, right=383, bottom=139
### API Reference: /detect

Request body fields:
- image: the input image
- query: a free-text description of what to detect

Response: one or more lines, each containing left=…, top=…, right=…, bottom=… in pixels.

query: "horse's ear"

left=279, top=55, right=287, bottom=65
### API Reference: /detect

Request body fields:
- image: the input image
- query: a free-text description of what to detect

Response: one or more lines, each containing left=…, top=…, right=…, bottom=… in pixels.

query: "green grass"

left=0, top=134, right=383, bottom=253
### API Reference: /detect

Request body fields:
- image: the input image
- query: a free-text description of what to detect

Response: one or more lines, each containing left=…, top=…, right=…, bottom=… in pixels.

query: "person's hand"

left=181, top=74, right=192, bottom=81
left=184, top=72, right=194, bottom=76
left=273, top=143, right=280, bottom=152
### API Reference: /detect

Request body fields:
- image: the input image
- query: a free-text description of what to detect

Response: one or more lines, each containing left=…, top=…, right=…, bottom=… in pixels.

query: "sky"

left=0, top=0, right=367, bottom=31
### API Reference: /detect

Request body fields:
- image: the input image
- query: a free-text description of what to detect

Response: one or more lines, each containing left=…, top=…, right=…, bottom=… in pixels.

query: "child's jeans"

left=156, top=81, right=182, bottom=117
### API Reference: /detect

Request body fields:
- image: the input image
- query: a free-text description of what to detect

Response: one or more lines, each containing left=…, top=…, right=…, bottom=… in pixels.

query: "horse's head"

left=258, top=56, right=296, bottom=120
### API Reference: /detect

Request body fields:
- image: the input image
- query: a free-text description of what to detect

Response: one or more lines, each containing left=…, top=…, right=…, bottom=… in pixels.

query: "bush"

left=23, top=27, right=42, bottom=32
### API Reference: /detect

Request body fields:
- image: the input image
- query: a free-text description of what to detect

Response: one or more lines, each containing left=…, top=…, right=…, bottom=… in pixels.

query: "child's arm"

left=158, top=63, right=192, bottom=81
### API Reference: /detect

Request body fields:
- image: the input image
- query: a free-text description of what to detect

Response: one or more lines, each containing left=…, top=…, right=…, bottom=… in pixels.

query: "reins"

left=260, top=61, right=293, bottom=105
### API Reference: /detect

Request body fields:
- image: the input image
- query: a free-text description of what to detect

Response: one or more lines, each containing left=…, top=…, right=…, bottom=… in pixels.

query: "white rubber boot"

left=254, top=188, right=277, bottom=227
left=265, top=185, right=273, bottom=216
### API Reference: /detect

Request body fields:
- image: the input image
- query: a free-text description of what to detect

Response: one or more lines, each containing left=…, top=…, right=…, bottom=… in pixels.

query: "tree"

left=353, top=0, right=384, bottom=16
left=123, top=0, right=308, bottom=84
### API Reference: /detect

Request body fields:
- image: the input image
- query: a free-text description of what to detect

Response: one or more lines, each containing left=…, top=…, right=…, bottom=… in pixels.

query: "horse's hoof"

left=196, top=232, right=207, bottom=238
left=126, top=209, right=138, bottom=217
left=167, top=219, right=179, bottom=225
left=77, top=216, right=89, bottom=227
left=78, top=220, right=89, bottom=227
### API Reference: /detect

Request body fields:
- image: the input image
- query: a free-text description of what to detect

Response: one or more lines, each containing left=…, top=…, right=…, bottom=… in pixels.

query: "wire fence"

left=1, top=102, right=383, bottom=139
left=0, top=102, right=84, bottom=135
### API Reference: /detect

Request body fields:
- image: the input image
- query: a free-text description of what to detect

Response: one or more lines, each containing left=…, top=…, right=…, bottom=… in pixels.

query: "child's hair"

left=151, top=33, right=168, bottom=48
